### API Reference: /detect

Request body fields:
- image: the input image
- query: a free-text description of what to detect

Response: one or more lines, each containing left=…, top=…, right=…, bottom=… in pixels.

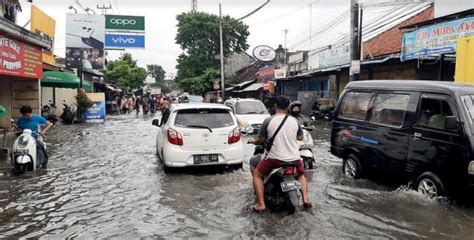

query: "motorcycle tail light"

left=284, top=166, right=295, bottom=176
left=167, top=128, right=183, bottom=146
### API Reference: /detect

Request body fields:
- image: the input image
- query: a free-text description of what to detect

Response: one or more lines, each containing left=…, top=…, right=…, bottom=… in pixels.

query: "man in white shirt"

left=249, top=96, right=311, bottom=212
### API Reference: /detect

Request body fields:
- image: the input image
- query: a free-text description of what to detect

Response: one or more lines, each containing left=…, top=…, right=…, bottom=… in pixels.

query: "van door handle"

left=413, top=132, right=422, bottom=141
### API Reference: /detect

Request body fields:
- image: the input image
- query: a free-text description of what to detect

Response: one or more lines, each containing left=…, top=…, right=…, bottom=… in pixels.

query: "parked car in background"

left=224, top=98, right=270, bottom=135
left=331, top=80, right=474, bottom=198
left=153, top=103, right=244, bottom=173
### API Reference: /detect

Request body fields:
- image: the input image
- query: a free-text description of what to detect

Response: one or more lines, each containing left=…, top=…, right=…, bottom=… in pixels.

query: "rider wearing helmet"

left=289, top=101, right=308, bottom=126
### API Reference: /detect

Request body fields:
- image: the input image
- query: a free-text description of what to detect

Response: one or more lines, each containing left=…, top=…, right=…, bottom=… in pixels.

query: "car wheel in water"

left=416, top=172, right=446, bottom=198
left=343, top=154, right=362, bottom=179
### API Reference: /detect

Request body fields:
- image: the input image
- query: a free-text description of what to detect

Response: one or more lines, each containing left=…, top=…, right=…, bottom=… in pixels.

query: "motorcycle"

left=10, top=120, right=46, bottom=174
left=299, top=126, right=316, bottom=169
left=142, top=102, right=150, bottom=115
left=41, top=100, right=58, bottom=125
left=311, top=102, right=335, bottom=121
left=60, top=101, right=75, bottom=124
left=253, top=146, right=302, bottom=214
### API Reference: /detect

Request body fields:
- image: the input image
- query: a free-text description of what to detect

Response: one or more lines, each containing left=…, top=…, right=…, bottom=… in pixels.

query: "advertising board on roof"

left=401, top=16, right=474, bottom=61
left=253, top=45, right=276, bottom=62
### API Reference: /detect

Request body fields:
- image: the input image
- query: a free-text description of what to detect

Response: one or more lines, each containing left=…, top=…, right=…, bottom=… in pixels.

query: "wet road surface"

left=1, top=114, right=474, bottom=239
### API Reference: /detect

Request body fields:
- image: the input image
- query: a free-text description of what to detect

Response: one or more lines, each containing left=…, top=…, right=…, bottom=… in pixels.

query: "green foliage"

left=147, top=64, right=166, bottom=82
left=75, top=91, right=92, bottom=120
left=174, top=11, right=249, bottom=94
left=178, top=68, right=220, bottom=95
left=105, top=53, right=147, bottom=91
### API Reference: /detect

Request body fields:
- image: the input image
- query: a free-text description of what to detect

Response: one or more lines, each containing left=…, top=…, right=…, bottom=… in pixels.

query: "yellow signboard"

left=31, top=5, right=56, bottom=65
left=455, top=36, right=474, bottom=84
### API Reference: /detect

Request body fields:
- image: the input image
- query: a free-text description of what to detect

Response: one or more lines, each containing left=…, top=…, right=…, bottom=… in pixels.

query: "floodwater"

left=1, top=114, right=473, bottom=239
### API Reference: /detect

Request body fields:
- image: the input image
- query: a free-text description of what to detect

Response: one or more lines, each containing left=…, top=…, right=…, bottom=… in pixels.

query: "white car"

left=224, top=98, right=270, bottom=134
left=153, top=103, right=244, bottom=172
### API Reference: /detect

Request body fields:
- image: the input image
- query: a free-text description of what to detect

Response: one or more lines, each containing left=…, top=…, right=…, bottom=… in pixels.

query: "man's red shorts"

left=256, top=158, right=304, bottom=177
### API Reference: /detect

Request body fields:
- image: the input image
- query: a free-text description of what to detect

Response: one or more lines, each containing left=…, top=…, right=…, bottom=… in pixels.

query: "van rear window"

left=339, top=92, right=372, bottom=120
left=174, top=109, right=234, bottom=129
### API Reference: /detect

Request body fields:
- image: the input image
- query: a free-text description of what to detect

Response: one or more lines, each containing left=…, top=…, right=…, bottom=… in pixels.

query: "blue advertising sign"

left=82, top=93, right=106, bottom=123
left=105, top=34, right=145, bottom=48
left=401, top=17, right=474, bottom=61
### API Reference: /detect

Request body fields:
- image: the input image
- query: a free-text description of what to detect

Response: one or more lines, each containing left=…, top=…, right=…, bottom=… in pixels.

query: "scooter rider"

left=14, top=105, right=53, bottom=169
left=289, top=101, right=308, bottom=126
left=248, top=96, right=312, bottom=212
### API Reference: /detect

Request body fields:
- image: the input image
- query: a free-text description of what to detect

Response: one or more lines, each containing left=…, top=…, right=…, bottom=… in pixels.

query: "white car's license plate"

left=281, top=181, right=301, bottom=192
left=13, top=149, right=29, bottom=155
left=193, top=154, right=218, bottom=164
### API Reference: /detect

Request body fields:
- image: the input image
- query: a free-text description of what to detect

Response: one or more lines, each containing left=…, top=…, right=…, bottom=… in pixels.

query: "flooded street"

left=1, top=114, right=474, bottom=239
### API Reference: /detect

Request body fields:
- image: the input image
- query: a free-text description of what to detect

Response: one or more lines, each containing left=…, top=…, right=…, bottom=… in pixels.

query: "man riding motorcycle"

left=14, top=105, right=53, bottom=169
left=248, top=96, right=312, bottom=212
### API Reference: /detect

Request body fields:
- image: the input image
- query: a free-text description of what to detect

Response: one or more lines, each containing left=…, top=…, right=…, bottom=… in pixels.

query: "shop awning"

left=41, top=71, right=92, bottom=90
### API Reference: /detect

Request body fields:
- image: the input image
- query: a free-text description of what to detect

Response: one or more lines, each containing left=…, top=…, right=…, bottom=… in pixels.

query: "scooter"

left=311, top=102, right=335, bottom=121
left=10, top=120, right=46, bottom=174
left=42, top=100, right=58, bottom=125
left=299, top=127, right=315, bottom=169
left=60, top=100, right=75, bottom=124
left=253, top=146, right=301, bottom=214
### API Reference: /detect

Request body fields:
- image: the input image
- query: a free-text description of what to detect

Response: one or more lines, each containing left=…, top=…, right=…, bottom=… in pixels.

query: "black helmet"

left=289, top=101, right=302, bottom=115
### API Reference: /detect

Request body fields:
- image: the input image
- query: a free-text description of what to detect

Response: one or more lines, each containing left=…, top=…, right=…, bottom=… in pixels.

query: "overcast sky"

left=17, top=0, right=353, bottom=77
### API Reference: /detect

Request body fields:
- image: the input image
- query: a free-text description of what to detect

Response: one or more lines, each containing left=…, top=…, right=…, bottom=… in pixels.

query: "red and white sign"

left=0, top=35, right=43, bottom=79
left=263, top=80, right=270, bottom=91
left=258, top=65, right=275, bottom=80
left=274, top=69, right=287, bottom=79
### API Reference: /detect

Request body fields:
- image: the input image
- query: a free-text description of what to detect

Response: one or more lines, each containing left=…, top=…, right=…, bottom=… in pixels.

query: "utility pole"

left=309, top=3, right=313, bottom=68
left=284, top=29, right=288, bottom=64
left=350, top=0, right=360, bottom=81
left=219, top=3, right=225, bottom=100
left=97, top=4, right=112, bottom=15
left=191, top=0, right=198, bottom=11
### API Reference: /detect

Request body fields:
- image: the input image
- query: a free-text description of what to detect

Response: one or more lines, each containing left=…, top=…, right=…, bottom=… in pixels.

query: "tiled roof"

left=363, top=5, right=434, bottom=58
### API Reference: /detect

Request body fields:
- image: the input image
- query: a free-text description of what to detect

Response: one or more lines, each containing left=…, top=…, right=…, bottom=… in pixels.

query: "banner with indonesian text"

left=0, top=35, right=43, bottom=79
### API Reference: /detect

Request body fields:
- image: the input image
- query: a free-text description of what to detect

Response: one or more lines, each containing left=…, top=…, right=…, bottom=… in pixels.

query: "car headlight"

left=18, top=136, right=30, bottom=148
left=469, top=161, right=474, bottom=175
left=238, top=120, right=253, bottom=133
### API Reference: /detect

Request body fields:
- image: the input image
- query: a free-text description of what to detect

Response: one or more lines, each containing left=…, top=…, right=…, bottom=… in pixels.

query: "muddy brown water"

left=0, top=114, right=473, bottom=239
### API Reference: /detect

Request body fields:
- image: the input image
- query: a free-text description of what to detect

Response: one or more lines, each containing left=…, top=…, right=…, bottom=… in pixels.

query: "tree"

left=177, top=68, right=220, bottom=95
left=174, top=11, right=249, bottom=93
left=105, top=53, right=148, bottom=91
left=147, top=64, right=166, bottom=82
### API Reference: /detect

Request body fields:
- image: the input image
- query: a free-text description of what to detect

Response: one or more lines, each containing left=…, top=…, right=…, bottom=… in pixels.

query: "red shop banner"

left=0, top=35, right=43, bottom=79
left=258, top=65, right=275, bottom=80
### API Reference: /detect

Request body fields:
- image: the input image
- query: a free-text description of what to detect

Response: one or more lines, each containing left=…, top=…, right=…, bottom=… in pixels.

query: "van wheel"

left=416, top=172, right=446, bottom=198
left=343, top=154, right=362, bottom=179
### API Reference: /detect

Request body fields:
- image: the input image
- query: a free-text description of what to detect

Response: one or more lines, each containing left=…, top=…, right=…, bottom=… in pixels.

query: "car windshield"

left=461, top=95, right=474, bottom=124
left=174, top=108, right=234, bottom=129
left=235, top=101, right=268, bottom=114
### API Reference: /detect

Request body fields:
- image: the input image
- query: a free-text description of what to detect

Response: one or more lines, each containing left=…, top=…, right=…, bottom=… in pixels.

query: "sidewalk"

left=0, top=130, right=15, bottom=161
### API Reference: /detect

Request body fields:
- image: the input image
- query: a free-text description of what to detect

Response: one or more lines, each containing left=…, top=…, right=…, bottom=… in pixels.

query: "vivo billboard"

left=105, top=34, right=145, bottom=48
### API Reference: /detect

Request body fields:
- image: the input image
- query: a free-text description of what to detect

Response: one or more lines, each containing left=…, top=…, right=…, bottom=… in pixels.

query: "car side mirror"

left=444, top=116, right=459, bottom=131
left=152, top=119, right=160, bottom=127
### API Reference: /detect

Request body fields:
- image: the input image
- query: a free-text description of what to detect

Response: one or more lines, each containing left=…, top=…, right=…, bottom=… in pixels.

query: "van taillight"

left=228, top=127, right=241, bottom=144
left=168, top=128, right=183, bottom=146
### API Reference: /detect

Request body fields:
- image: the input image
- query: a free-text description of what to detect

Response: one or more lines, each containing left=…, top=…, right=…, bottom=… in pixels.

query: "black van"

left=331, top=80, right=474, bottom=198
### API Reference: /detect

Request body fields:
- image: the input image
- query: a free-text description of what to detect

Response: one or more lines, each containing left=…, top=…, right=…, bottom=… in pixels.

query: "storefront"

left=0, top=18, right=52, bottom=129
